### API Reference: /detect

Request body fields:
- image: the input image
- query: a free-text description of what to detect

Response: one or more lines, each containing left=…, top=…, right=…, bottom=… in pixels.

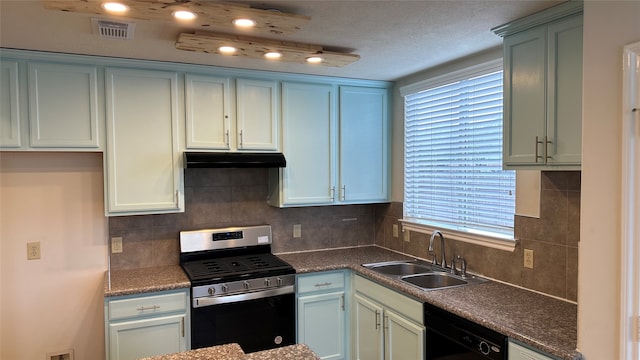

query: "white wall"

left=579, top=2, right=640, bottom=359
left=0, top=152, right=107, bottom=360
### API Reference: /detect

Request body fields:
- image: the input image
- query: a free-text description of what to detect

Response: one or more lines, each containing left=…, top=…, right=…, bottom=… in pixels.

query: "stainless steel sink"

left=362, top=260, right=487, bottom=290
left=401, top=272, right=467, bottom=288
left=362, top=260, right=433, bottom=276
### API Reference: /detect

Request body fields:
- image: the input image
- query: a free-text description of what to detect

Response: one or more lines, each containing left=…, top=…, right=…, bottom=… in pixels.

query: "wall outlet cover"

left=293, top=224, right=301, bottom=238
left=27, top=241, right=41, bottom=260
left=111, top=237, right=123, bottom=254
left=392, top=224, right=399, bottom=238
left=524, top=249, right=534, bottom=269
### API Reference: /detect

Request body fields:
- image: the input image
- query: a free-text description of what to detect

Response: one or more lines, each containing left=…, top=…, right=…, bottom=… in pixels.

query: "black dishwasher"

left=425, top=303, right=507, bottom=360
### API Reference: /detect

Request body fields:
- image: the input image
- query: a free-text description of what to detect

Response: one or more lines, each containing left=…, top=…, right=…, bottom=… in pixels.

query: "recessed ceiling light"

left=264, top=51, right=282, bottom=59
left=218, top=46, right=237, bottom=54
left=233, top=18, right=257, bottom=28
left=306, top=56, right=323, bottom=64
left=101, top=2, right=129, bottom=13
left=172, top=10, right=197, bottom=21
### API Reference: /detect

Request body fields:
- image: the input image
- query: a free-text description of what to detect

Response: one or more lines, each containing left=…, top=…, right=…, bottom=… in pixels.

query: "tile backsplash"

left=108, top=167, right=377, bottom=269
left=109, top=168, right=579, bottom=301
left=376, top=171, right=580, bottom=301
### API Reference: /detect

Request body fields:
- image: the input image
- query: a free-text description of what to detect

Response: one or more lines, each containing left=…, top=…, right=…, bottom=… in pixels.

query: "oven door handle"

left=193, top=285, right=294, bottom=308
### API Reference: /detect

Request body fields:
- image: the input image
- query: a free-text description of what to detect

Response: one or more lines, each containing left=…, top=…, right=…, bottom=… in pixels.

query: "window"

left=401, top=60, right=515, bottom=244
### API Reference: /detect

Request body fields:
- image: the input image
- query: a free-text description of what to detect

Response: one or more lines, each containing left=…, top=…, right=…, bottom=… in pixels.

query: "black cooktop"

left=181, top=253, right=295, bottom=285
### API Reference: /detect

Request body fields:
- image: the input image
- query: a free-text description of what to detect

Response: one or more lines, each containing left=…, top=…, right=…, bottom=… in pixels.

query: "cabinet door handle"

left=545, top=136, right=553, bottom=161
left=330, top=186, right=336, bottom=200
left=137, top=305, right=160, bottom=311
left=383, top=315, right=389, bottom=330
left=341, top=186, right=346, bottom=201
left=375, top=310, right=381, bottom=329
left=239, top=130, right=244, bottom=148
left=535, top=136, right=544, bottom=162
left=225, top=130, right=230, bottom=146
left=340, top=294, right=344, bottom=311
left=181, top=318, right=185, bottom=338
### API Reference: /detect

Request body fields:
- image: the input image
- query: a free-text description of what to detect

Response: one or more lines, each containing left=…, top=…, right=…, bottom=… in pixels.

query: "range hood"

left=184, top=152, right=286, bottom=168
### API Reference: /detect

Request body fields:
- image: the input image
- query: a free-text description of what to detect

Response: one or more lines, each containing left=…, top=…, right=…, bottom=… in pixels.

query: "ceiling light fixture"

left=306, top=56, right=323, bottom=64
left=233, top=18, right=257, bottom=28
left=101, top=2, right=128, bottom=13
left=176, top=32, right=360, bottom=67
left=44, top=1, right=311, bottom=36
left=264, top=51, right=283, bottom=60
left=172, top=10, right=197, bottom=21
left=218, top=46, right=238, bottom=54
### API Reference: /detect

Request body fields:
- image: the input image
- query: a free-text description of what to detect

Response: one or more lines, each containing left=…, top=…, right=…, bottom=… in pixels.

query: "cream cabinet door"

left=0, top=61, right=21, bottom=148
left=236, top=78, right=279, bottom=151
left=384, top=309, right=425, bottom=360
left=352, top=293, right=384, bottom=360
left=108, top=314, right=186, bottom=360
left=185, top=74, right=231, bottom=150
left=28, top=62, right=101, bottom=149
left=105, top=67, right=183, bottom=215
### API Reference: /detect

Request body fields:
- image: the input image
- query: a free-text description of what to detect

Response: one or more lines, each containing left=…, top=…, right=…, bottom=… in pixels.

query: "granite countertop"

left=139, top=343, right=319, bottom=360
left=103, top=246, right=581, bottom=360
left=278, top=246, right=582, bottom=360
left=104, top=265, right=190, bottom=297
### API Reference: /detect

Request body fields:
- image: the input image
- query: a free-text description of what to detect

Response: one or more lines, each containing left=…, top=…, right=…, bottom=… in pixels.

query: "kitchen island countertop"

left=139, top=343, right=319, bottom=360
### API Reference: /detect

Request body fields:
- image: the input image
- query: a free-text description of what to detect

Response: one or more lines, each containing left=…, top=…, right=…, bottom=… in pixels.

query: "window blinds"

left=404, top=70, right=515, bottom=238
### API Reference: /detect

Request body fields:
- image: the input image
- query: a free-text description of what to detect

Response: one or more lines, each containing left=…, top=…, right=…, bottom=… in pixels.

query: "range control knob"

left=264, top=278, right=272, bottom=287
left=478, top=341, right=491, bottom=355
left=208, top=287, right=216, bottom=295
left=243, top=281, right=250, bottom=290
left=221, top=284, right=229, bottom=293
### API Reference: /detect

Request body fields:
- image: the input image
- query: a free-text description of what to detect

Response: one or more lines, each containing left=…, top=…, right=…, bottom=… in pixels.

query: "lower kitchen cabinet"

left=508, top=340, right=556, bottom=360
left=352, top=275, right=425, bottom=360
left=104, top=289, right=190, bottom=360
left=296, top=271, right=349, bottom=360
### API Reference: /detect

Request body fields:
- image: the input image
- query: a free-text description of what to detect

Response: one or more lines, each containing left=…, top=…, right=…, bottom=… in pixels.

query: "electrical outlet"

left=111, top=237, right=123, bottom=254
left=293, top=224, right=302, bottom=238
left=47, top=349, right=74, bottom=360
left=403, top=230, right=411, bottom=242
left=27, top=242, right=41, bottom=260
left=524, top=249, right=534, bottom=269
left=392, top=224, right=399, bottom=238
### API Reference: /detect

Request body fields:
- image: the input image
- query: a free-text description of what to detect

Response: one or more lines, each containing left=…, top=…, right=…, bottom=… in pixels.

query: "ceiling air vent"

left=91, top=18, right=136, bottom=40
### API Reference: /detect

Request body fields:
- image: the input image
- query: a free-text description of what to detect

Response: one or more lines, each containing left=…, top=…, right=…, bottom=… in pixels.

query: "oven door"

left=191, top=289, right=295, bottom=353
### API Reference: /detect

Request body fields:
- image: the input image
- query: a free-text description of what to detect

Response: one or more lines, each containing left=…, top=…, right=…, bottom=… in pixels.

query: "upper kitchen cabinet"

left=269, top=82, right=391, bottom=207
left=104, top=67, right=184, bottom=216
left=0, top=60, right=102, bottom=150
left=0, top=61, right=21, bottom=148
left=185, top=75, right=279, bottom=152
left=270, top=81, right=335, bottom=206
left=339, top=86, right=390, bottom=203
left=494, top=1, right=583, bottom=170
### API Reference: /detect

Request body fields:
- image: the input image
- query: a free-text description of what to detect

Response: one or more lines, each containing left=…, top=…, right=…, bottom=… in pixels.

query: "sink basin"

left=362, top=260, right=487, bottom=291
left=363, top=261, right=433, bottom=276
left=401, top=272, right=468, bottom=289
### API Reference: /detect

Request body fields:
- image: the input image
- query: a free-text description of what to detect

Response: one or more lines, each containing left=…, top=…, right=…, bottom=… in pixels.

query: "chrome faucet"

left=428, top=230, right=446, bottom=268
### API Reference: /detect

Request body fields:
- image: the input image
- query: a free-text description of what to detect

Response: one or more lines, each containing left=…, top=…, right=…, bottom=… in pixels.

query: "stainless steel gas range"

left=179, top=225, right=296, bottom=353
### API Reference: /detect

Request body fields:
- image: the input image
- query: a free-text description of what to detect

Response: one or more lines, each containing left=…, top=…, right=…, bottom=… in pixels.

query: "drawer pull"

left=314, top=282, right=332, bottom=287
left=136, top=305, right=160, bottom=312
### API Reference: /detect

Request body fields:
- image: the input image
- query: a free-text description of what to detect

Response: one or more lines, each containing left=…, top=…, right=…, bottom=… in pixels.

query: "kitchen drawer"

left=108, top=291, right=187, bottom=321
left=297, top=271, right=345, bottom=294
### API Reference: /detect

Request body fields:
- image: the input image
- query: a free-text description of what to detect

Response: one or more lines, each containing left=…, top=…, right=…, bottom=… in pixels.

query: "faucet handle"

left=454, top=255, right=467, bottom=278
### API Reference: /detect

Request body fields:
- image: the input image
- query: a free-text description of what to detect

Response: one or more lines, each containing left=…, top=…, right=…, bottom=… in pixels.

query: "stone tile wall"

left=376, top=171, right=580, bottom=301
left=108, top=168, right=376, bottom=270
left=109, top=168, right=579, bottom=301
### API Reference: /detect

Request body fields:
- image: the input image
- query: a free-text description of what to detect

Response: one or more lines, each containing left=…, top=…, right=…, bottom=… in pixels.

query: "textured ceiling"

left=0, top=1, right=561, bottom=81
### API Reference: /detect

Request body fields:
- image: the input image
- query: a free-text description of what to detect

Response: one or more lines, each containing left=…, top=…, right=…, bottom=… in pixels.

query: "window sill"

left=399, top=219, right=518, bottom=252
